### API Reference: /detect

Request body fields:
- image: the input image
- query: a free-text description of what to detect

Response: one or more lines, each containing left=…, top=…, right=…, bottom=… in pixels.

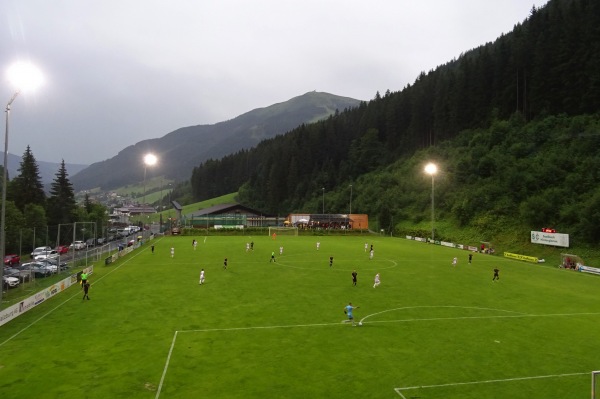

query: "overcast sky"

left=1, top=0, right=549, bottom=165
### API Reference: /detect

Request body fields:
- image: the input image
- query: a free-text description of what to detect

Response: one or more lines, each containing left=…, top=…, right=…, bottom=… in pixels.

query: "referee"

left=80, top=271, right=88, bottom=289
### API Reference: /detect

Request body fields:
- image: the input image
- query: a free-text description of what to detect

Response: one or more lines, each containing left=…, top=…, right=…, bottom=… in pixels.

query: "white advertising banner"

left=530, top=231, right=569, bottom=248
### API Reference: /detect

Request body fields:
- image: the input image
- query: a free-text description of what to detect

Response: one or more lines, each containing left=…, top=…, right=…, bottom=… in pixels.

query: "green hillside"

left=185, top=0, right=600, bottom=260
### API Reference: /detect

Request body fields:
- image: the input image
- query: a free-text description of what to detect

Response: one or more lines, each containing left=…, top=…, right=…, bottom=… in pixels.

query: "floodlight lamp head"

left=424, top=163, right=438, bottom=176
left=7, top=61, right=43, bottom=93
left=144, top=153, right=158, bottom=166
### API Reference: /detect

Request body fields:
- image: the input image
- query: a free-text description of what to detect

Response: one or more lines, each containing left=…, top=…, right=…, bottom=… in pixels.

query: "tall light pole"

left=348, top=184, right=353, bottom=229
left=142, top=153, right=157, bottom=207
left=321, top=187, right=325, bottom=214
left=1, top=61, right=43, bottom=307
left=424, top=163, right=438, bottom=242
left=349, top=184, right=353, bottom=215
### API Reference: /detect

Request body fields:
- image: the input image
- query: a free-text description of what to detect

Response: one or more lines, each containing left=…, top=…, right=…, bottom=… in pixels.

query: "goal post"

left=593, top=370, right=600, bottom=399
left=268, top=227, right=298, bottom=237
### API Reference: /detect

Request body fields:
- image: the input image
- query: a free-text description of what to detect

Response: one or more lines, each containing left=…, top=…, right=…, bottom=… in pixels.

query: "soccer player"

left=82, top=282, right=90, bottom=300
left=279, top=246, right=284, bottom=255
left=468, top=253, right=473, bottom=264
left=250, top=241, right=254, bottom=250
left=352, top=270, right=357, bottom=286
left=270, top=251, right=276, bottom=263
left=199, top=269, right=205, bottom=284
left=316, top=242, right=320, bottom=250
left=246, top=242, right=250, bottom=252
left=344, top=302, right=360, bottom=326
left=369, top=249, right=374, bottom=260
left=373, top=273, right=380, bottom=288
left=151, top=245, right=155, bottom=254
left=493, top=268, right=500, bottom=281
left=452, top=257, right=457, bottom=267
left=193, top=239, right=197, bottom=250
left=329, top=256, right=334, bottom=267
left=170, top=247, right=175, bottom=258
left=364, top=242, right=368, bottom=252
left=223, top=258, right=228, bottom=270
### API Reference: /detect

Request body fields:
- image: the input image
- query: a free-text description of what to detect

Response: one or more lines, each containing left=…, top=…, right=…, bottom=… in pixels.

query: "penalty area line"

left=394, top=372, right=589, bottom=397
left=155, top=330, right=179, bottom=399
left=179, top=321, right=346, bottom=334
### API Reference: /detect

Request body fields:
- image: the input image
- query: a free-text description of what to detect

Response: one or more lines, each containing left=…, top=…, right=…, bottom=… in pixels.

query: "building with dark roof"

left=184, top=203, right=280, bottom=228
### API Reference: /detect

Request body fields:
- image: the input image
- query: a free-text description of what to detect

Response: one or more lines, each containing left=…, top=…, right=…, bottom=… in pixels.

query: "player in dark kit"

left=82, top=282, right=90, bottom=300
left=223, top=258, right=228, bottom=270
left=329, top=256, right=334, bottom=267
left=493, top=268, right=500, bottom=281
left=468, top=253, right=473, bottom=263
left=352, top=270, right=357, bottom=286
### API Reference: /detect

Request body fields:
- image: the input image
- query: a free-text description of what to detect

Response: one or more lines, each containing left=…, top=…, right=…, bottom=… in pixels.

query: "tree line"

left=187, top=0, right=600, bottom=244
left=1, top=146, right=107, bottom=254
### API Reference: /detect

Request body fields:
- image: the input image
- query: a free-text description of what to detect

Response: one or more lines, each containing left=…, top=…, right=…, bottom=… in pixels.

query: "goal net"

left=268, top=227, right=298, bottom=237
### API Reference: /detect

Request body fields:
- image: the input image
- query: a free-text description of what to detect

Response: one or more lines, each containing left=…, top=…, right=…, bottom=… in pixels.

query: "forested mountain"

left=69, top=91, right=360, bottom=191
left=190, top=0, right=600, bottom=244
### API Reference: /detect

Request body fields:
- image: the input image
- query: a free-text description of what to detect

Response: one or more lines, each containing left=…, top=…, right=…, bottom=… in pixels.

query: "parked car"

left=2, top=275, right=19, bottom=288
left=38, top=258, right=68, bottom=271
left=96, top=237, right=107, bottom=245
left=56, top=245, right=69, bottom=254
left=4, top=267, right=32, bottom=282
left=36, top=258, right=67, bottom=272
left=20, top=262, right=54, bottom=277
left=4, top=254, right=20, bottom=266
left=31, top=246, right=52, bottom=258
left=34, top=250, right=59, bottom=260
left=70, top=241, right=86, bottom=250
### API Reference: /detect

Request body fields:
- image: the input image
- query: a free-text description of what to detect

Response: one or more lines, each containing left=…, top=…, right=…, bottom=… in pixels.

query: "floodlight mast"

left=1, top=61, right=43, bottom=308
left=424, top=163, right=438, bottom=242
left=142, top=153, right=157, bottom=207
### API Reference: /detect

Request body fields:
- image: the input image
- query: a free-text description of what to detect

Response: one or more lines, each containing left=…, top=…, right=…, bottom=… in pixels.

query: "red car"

left=56, top=245, right=69, bottom=254
left=4, top=254, right=21, bottom=266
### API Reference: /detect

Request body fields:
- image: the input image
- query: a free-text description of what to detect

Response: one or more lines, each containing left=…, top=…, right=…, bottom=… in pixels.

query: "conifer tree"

left=46, top=160, right=77, bottom=226
left=9, top=146, right=46, bottom=212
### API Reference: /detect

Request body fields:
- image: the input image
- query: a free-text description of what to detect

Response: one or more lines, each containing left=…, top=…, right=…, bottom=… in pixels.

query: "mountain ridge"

left=70, top=91, right=361, bottom=191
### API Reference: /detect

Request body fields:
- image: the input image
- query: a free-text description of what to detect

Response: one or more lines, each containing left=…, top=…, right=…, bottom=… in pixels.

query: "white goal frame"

left=268, top=227, right=298, bottom=236
left=593, top=371, right=600, bottom=399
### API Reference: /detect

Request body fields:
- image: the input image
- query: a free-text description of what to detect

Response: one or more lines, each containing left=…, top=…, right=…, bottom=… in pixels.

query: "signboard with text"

left=530, top=231, right=569, bottom=247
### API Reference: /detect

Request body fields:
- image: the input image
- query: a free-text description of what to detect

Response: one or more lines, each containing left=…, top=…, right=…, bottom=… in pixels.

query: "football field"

left=0, top=234, right=598, bottom=398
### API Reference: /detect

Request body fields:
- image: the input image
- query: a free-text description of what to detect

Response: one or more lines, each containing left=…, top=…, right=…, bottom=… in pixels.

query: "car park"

left=31, top=246, right=52, bottom=258
left=2, top=275, right=19, bottom=288
left=4, top=254, right=20, bottom=266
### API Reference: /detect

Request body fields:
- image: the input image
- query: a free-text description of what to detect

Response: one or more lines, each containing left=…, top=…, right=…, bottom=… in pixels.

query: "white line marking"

left=179, top=321, right=342, bottom=333
left=157, top=308, right=600, bottom=397
left=394, top=372, right=589, bottom=397
left=359, top=311, right=600, bottom=325
left=0, top=242, right=156, bottom=348
left=155, top=330, right=178, bottom=399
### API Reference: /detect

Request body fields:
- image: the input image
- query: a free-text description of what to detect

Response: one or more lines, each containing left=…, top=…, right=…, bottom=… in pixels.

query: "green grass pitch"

left=0, top=235, right=598, bottom=398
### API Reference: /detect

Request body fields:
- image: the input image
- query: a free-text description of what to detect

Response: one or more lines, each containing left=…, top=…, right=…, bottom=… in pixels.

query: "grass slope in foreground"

left=0, top=235, right=598, bottom=399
